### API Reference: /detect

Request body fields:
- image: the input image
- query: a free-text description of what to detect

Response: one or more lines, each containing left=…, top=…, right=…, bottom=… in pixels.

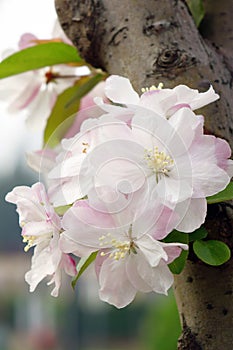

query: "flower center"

left=99, top=232, right=137, bottom=261
left=144, top=146, right=174, bottom=183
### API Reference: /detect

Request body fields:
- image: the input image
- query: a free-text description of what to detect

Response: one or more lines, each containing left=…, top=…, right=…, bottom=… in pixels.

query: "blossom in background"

left=5, top=182, right=76, bottom=296
left=0, top=20, right=90, bottom=131
left=60, top=197, right=187, bottom=308
left=96, top=74, right=219, bottom=119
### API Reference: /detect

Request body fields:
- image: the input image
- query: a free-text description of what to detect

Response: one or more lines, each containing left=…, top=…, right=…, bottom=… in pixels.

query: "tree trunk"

left=55, top=0, right=233, bottom=348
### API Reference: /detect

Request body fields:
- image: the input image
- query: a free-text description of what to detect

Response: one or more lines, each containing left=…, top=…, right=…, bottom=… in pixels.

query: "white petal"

left=126, top=253, right=151, bottom=293
left=98, top=258, right=137, bottom=308
left=175, top=198, right=207, bottom=232
left=137, top=258, right=174, bottom=295
left=137, top=235, right=168, bottom=267
left=105, top=75, right=139, bottom=105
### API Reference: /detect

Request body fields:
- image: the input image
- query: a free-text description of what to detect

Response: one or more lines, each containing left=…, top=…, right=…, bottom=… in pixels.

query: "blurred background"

left=0, top=1, right=181, bottom=349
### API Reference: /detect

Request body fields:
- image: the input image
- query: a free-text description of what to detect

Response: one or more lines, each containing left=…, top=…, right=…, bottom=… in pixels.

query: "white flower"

left=84, top=106, right=233, bottom=232
left=60, top=198, right=187, bottom=308
left=5, top=182, right=76, bottom=296
left=95, top=75, right=219, bottom=119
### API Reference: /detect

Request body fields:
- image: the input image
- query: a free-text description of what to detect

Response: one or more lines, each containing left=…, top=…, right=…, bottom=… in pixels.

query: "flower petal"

left=105, top=75, right=139, bottom=105
left=98, top=258, right=137, bottom=308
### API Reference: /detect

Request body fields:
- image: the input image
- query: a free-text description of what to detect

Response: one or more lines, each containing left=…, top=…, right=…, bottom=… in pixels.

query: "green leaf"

left=72, top=251, right=98, bottom=289
left=163, top=230, right=189, bottom=274
left=207, top=182, right=233, bottom=204
left=163, top=230, right=188, bottom=244
left=186, top=0, right=205, bottom=27
left=54, top=205, right=72, bottom=216
left=43, top=73, right=104, bottom=148
left=0, top=42, right=83, bottom=79
left=193, top=239, right=231, bottom=266
left=169, top=250, right=189, bottom=274
left=188, top=226, right=208, bottom=242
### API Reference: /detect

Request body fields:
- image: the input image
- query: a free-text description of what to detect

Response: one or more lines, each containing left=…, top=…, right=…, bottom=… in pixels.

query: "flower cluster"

left=0, top=20, right=90, bottom=130
left=6, top=75, right=233, bottom=308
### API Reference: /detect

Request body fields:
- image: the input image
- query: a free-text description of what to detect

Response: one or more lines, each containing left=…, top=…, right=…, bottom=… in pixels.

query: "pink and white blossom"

left=48, top=115, right=133, bottom=206
left=60, top=198, right=188, bottom=308
left=5, top=182, right=76, bottom=296
left=83, top=106, right=233, bottom=232
left=95, top=75, right=219, bottom=119
left=0, top=21, right=89, bottom=131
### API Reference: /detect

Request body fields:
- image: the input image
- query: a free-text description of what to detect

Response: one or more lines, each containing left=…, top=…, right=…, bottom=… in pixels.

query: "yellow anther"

left=144, top=146, right=174, bottom=183
left=82, top=142, right=89, bottom=154
left=141, top=82, right=164, bottom=93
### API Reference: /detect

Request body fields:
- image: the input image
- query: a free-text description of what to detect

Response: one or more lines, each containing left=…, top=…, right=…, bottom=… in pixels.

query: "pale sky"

left=0, top=0, right=57, bottom=176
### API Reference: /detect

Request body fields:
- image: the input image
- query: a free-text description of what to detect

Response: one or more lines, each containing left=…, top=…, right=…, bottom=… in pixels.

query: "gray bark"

left=55, top=0, right=233, bottom=348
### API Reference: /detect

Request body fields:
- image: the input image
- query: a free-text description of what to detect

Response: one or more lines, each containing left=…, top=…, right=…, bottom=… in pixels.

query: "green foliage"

left=193, top=239, right=231, bottom=266
left=141, top=291, right=181, bottom=350
left=54, top=205, right=72, bottom=216
left=186, top=0, right=205, bottom=27
left=43, top=74, right=104, bottom=147
left=72, top=251, right=98, bottom=289
left=207, top=182, right=233, bottom=204
left=163, top=230, right=189, bottom=274
left=169, top=249, right=189, bottom=275
left=0, top=42, right=84, bottom=79
left=188, top=226, right=208, bottom=242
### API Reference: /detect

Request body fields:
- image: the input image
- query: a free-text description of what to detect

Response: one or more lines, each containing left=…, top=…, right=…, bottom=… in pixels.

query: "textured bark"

left=55, top=0, right=233, bottom=348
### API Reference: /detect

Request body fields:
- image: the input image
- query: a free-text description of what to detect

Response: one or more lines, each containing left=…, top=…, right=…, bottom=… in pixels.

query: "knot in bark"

left=153, top=48, right=196, bottom=78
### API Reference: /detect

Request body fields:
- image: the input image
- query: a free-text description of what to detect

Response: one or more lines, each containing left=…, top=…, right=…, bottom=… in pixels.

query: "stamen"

left=141, top=82, right=164, bottom=93
left=22, top=235, right=37, bottom=252
left=82, top=142, right=89, bottom=154
left=144, top=146, right=174, bottom=183
left=99, top=232, right=137, bottom=261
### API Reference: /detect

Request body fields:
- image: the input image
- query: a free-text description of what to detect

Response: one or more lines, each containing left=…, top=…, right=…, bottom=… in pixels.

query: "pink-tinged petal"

left=65, top=105, right=105, bottom=138
left=215, top=138, right=233, bottom=177
left=26, top=148, right=58, bottom=174
left=61, top=202, right=116, bottom=250
left=137, top=258, right=174, bottom=295
left=156, top=177, right=192, bottom=205
left=22, top=221, right=58, bottom=237
left=59, top=233, right=97, bottom=257
left=62, top=254, right=77, bottom=276
left=8, top=75, right=41, bottom=111
left=126, top=253, right=152, bottom=293
left=160, top=242, right=188, bottom=264
left=105, top=75, right=139, bottom=105
left=47, top=269, right=62, bottom=297
left=18, top=33, right=38, bottom=49
left=173, top=84, right=219, bottom=110
left=192, top=162, right=230, bottom=197
left=48, top=176, right=84, bottom=206
left=98, top=258, right=137, bottom=308
left=190, top=85, right=219, bottom=110
left=168, top=108, right=201, bottom=153
left=137, top=235, right=168, bottom=267
left=25, top=246, right=55, bottom=292
left=175, top=198, right=207, bottom=233
left=139, top=88, right=176, bottom=115
left=89, top=139, right=146, bottom=193
left=49, top=154, right=85, bottom=178
left=25, top=88, right=56, bottom=131
left=166, top=103, right=191, bottom=117
left=147, top=210, right=176, bottom=240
